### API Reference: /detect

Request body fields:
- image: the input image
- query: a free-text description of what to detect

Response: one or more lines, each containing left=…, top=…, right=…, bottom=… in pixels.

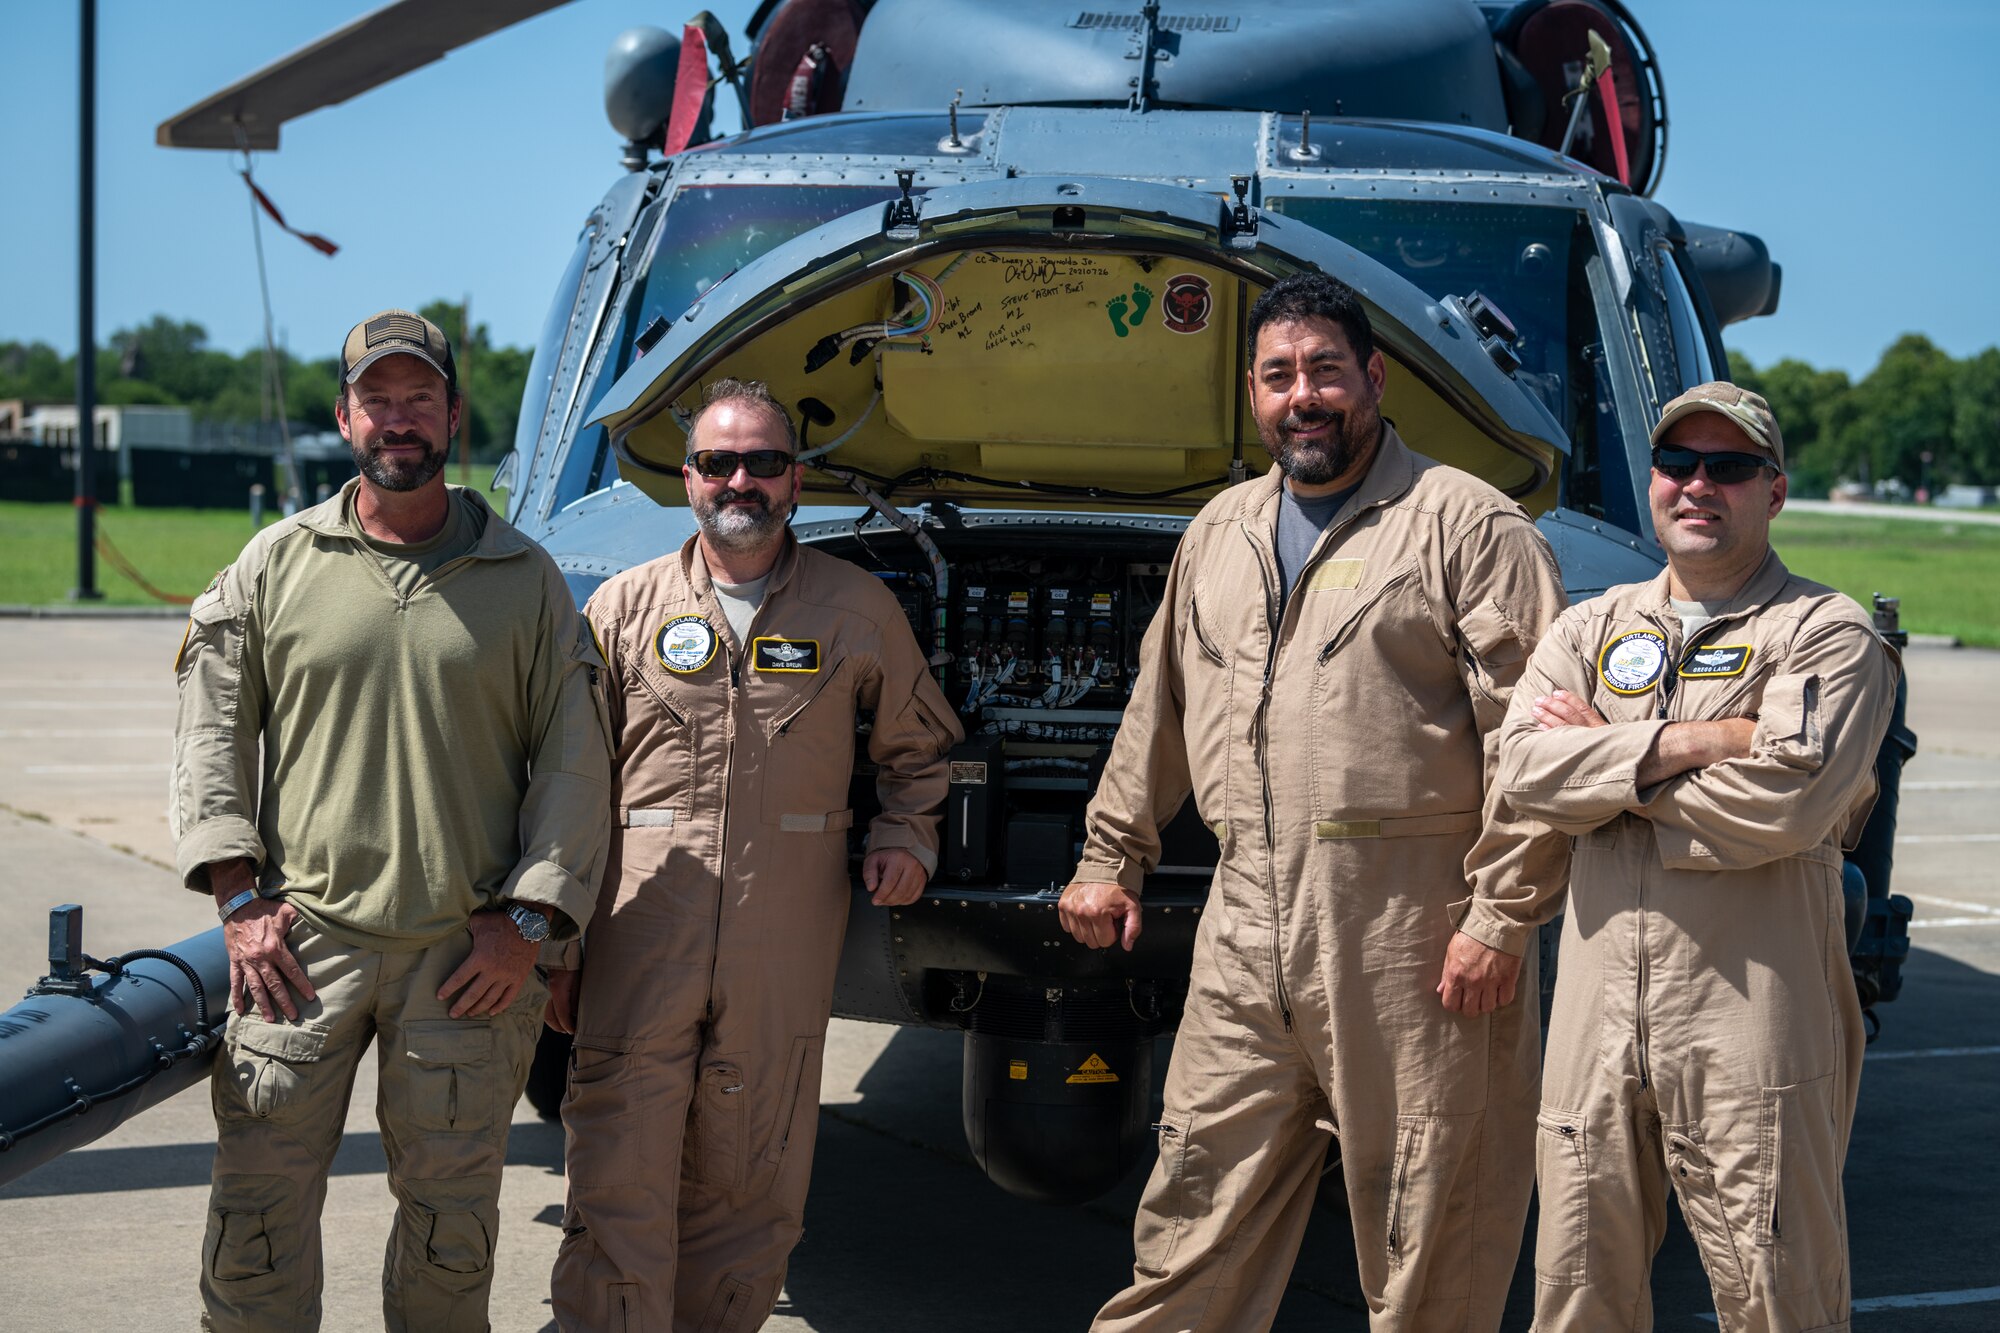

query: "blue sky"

left=1, top=0, right=1994, bottom=377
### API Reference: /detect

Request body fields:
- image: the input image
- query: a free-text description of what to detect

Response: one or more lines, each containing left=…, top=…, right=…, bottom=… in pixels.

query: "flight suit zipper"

left=1241, top=521, right=1293, bottom=1033
left=1638, top=622, right=1731, bottom=1090
left=709, top=635, right=739, bottom=1023
left=774, top=659, right=847, bottom=735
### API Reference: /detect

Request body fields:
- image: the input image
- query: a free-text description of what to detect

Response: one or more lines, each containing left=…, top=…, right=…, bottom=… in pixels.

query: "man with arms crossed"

left=550, top=379, right=960, bottom=1330
left=1060, top=272, right=1569, bottom=1331
left=172, top=309, right=611, bottom=1330
left=1498, top=383, right=1897, bottom=1331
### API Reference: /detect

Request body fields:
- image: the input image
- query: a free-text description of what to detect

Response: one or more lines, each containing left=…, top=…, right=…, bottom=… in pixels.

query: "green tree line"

left=0, top=301, right=529, bottom=462
left=1729, top=335, right=2000, bottom=498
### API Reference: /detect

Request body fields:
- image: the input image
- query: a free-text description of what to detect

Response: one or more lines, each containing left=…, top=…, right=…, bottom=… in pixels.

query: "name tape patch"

left=1679, top=644, right=1753, bottom=679
left=1598, top=630, right=1667, bottom=695
left=753, top=636, right=821, bottom=673
left=656, top=614, right=718, bottom=674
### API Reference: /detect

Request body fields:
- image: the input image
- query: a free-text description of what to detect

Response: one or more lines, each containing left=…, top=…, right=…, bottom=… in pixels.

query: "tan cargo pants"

left=199, top=912, right=545, bottom=1333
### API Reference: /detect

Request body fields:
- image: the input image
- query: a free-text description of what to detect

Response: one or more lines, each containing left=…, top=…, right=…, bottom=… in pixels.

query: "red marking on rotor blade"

left=240, top=172, right=339, bottom=257
left=664, top=24, right=711, bottom=157
left=1597, top=67, right=1630, bottom=186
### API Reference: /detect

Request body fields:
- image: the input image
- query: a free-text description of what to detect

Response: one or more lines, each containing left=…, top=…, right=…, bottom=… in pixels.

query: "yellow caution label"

left=1066, top=1053, right=1120, bottom=1085
left=1008, top=1059, right=1028, bottom=1081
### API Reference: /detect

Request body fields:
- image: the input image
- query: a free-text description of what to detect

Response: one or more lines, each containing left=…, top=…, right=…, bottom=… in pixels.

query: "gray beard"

left=1266, top=409, right=1379, bottom=486
left=692, top=490, right=791, bottom=552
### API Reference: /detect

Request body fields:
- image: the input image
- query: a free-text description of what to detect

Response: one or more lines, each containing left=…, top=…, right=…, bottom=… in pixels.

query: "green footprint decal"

left=1107, top=294, right=1131, bottom=338
left=1127, top=283, right=1153, bottom=328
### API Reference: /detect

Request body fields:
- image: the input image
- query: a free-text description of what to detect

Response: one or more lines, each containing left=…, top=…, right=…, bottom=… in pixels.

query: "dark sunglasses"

left=684, top=448, right=796, bottom=480
left=1651, top=445, right=1776, bottom=486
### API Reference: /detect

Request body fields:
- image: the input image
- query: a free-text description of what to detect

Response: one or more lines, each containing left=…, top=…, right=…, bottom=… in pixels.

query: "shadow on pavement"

left=0, top=1114, right=566, bottom=1200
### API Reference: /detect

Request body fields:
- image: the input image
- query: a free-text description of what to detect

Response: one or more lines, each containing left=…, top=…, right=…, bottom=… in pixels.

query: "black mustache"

left=715, top=489, right=769, bottom=510
left=375, top=432, right=433, bottom=448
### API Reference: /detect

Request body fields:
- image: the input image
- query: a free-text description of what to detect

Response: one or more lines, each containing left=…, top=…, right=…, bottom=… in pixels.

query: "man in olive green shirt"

left=170, top=308, right=611, bottom=1332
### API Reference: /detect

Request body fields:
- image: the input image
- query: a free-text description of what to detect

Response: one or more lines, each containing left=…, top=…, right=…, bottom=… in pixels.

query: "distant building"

left=24, top=403, right=193, bottom=451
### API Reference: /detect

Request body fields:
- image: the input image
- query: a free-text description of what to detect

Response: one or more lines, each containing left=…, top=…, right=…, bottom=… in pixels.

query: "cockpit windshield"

left=1270, top=196, right=1628, bottom=526
left=554, top=184, right=902, bottom=507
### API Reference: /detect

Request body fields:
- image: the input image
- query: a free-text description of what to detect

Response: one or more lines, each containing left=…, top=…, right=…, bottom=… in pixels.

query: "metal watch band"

left=216, top=888, right=260, bottom=921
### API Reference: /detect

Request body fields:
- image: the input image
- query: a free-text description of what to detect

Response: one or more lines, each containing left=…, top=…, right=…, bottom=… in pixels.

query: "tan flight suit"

left=552, top=532, right=960, bottom=1332
left=1496, top=551, right=1897, bottom=1332
left=1077, top=427, right=1570, bottom=1333
left=172, top=483, right=611, bottom=1333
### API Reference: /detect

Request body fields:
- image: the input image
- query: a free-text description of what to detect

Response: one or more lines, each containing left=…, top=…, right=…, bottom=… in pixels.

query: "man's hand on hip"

left=223, top=896, right=314, bottom=1021
left=1437, top=929, right=1521, bottom=1016
left=439, top=911, right=540, bottom=1018
left=863, top=848, right=929, bottom=907
left=1059, top=881, right=1143, bottom=952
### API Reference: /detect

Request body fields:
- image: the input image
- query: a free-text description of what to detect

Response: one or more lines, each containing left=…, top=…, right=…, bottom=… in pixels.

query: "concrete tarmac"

left=0, top=620, right=1995, bottom=1331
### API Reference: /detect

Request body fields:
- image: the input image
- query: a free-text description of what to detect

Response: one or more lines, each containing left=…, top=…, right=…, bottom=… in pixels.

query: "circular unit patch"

left=1597, top=630, right=1667, bottom=695
left=655, top=614, right=719, bottom=674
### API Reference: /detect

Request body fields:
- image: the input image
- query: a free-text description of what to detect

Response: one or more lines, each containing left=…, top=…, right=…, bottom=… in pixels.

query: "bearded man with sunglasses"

left=1496, top=383, right=1899, bottom=1331
left=549, top=378, right=960, bottom=1331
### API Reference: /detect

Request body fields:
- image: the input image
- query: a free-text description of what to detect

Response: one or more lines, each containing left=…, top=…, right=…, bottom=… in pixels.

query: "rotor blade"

left=156, top=0, right=574, bottom=151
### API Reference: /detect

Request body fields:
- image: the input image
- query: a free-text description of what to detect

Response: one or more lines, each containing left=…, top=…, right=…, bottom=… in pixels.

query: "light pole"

left=70, top=0, right=101, bottom=601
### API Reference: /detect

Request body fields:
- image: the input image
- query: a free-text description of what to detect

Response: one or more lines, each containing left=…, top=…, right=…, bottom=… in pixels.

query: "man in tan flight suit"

left=549, top=379, right=961, bottom=1331
left=1498, top=383, right=1898, bottom=1332
left=172, top=309, right=611, bottom=1331
left=1060, top=271, right=1570, bottom=1331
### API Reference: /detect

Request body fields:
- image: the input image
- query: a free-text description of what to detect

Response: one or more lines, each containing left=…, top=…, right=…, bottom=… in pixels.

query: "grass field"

left=5, top=499, right=1997, bottom=646
left=1, top=484, right=509, bottom=608
left=1771, top=511, right=2000, bottom=648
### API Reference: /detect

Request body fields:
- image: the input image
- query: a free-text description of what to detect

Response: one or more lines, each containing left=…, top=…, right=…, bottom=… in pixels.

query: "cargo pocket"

left=1755, top=673, right=1824, bottom=770
left=205, top=1207, right=275, bottom=1282
left=1665, top=1124, right=1748, bottom=1299
left=562, top=1039, right=643, bottom=1187
left=759, top=1036, right=825, bottom=1211
left=402, top=1020, right=496, bottom=1133
left=424, top=1209, right=492, bottom=1275
left=229, top=1016, right=330, bottom=1120
left=690, top=1060, right=748, bottom=1191
left=1133, top=1111, right=1197, bottom=1274
left=1382, top=1113, right=1476, bottom=1307
left=700, top=1276, right=758, bottom=1332
left=1534, top=1108, right=1590, bottom=1284
left=1760, top=1075, right=1844, bottom=1293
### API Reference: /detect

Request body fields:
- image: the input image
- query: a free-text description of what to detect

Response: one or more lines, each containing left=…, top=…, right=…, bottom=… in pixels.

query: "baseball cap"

left=1649, top=382, right=1784, bottom=469
left=341, top=309, right=457, bottom=391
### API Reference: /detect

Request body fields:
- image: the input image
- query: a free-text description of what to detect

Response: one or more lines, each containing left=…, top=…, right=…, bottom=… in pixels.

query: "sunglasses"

left=684, top=448, right=796, bottom=480
left=1651, top=445, right=1776, bottom=486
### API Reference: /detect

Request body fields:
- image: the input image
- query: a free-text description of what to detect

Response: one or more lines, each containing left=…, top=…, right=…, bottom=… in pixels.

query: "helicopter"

left=0, top=0, right=1916, bottom=1205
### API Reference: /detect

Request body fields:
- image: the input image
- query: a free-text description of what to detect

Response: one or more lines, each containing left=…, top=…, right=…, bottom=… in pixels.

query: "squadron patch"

left=1162, top=273, right=1212, bottom=334
left=1679, top=644, right=1753, bottom=679
left=1598, top=630, right=1667, bottom=695
left=655, top=614, right=718, bottom=674
left=752, top=637, right=821, bottom=673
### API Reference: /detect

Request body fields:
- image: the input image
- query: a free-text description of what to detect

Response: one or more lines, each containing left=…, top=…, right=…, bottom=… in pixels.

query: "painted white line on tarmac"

left=1698, top=1285, right=2000, bottom=1323
left=1867, top=1045, right=2000, bottom=1061
left=1910, top=918, right=2000, bottom=928
left=0, top=679, right=164, bottom=688
left=1909, top=893, right=2000, bottom=916
left=1854, top=1285, right=2000, bottom=1311
left=22, top=764, right=170, bottom=775
left=1902, top=779, right=2000, bottom=791
left=1896, top=833, right=2000, bottom=844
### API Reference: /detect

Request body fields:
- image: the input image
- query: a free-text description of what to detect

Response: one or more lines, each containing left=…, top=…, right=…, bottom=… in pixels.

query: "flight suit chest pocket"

left=1310, top=560, right=1438, bottom=671
left=401, top=1020, right=496, bottom=1134
left=758, top=659, right=855, bottom=827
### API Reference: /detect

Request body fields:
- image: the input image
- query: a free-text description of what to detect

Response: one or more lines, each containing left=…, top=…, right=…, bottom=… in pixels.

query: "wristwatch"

left=505, top=903, right=551, bottom=944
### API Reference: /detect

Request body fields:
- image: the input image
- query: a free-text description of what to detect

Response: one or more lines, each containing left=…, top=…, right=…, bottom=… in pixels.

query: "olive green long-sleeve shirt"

left=170, top=481, right=611, bottom=951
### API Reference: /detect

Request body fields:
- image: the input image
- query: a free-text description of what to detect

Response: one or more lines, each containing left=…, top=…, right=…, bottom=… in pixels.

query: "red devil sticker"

left=1162, top=274, right=1211, bottom=334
